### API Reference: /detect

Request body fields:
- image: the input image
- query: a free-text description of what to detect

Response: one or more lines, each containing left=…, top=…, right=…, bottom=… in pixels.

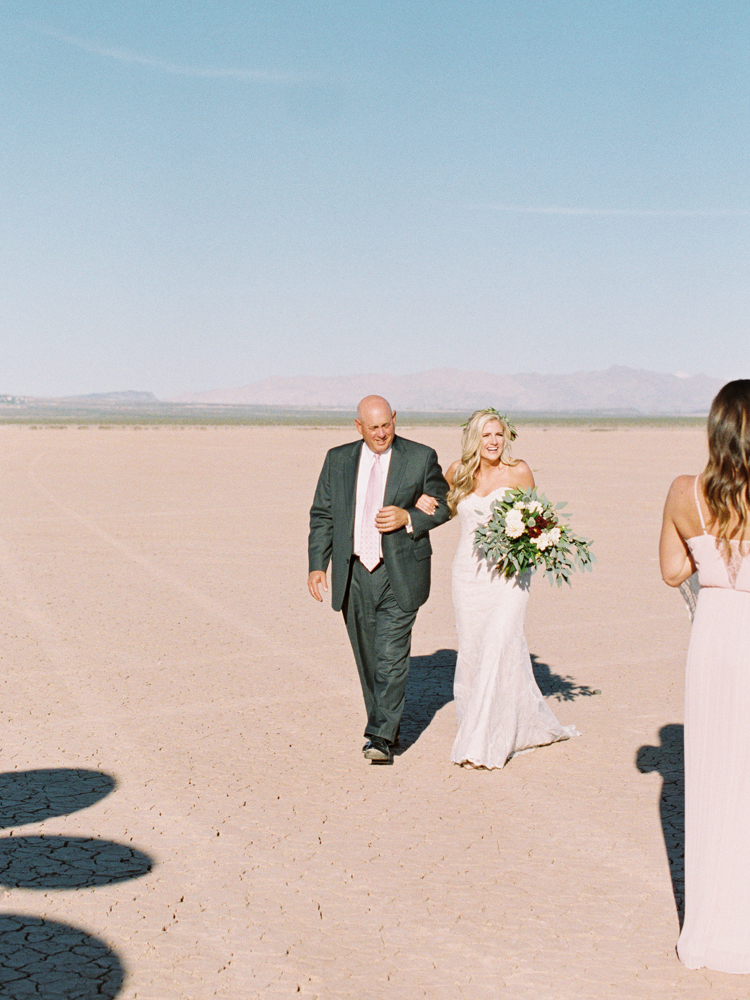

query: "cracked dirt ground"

left=0, top=421, right=740, bottom=999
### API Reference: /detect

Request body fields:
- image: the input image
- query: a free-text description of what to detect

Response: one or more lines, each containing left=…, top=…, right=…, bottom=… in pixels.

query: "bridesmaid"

left=660, top=380, right=750, bottom=973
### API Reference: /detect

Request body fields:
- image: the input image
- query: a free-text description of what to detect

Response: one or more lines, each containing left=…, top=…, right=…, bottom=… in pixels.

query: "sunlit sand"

left=0, top=421, right=733, bottom=999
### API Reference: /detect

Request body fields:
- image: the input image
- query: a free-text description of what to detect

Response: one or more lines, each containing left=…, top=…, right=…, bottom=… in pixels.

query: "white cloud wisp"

left=29, top=22, right=301, bottom=84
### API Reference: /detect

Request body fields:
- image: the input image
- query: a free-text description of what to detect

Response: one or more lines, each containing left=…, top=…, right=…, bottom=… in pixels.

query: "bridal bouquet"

left=474, top=487, right=594, bottom=586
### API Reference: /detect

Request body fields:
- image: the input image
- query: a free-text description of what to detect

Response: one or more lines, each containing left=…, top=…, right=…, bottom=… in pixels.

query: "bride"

left=419, top=409, right=577, bottom=769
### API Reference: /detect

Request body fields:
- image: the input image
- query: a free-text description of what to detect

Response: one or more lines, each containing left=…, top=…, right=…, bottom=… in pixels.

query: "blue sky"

left=2, top=1, right=749, bottom=397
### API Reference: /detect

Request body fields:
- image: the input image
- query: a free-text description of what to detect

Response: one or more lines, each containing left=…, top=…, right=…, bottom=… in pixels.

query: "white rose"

left=504, top=510, right=525, bottom=538
left=548, top=526, right=561, bottom=544
left=528, top=501, right=542, bottom=513
left=533, top=531, right=551, bottom=551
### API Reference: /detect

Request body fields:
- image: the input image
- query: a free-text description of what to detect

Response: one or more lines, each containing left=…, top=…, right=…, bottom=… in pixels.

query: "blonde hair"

left=447, top=410, right=518, bottom=516
left=703, top=380, right=750, bottom=550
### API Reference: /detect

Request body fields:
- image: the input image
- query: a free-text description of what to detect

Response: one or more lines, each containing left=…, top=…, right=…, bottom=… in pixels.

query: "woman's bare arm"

left=414, top=462, right=458, bottom=514
left=415, top=459, right=459, bottom=514
left=659, top=477, right=696, bottom=587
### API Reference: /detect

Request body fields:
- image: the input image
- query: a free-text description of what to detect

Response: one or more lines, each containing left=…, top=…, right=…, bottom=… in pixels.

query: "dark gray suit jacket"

left=308, top=435, right=450, bottom=613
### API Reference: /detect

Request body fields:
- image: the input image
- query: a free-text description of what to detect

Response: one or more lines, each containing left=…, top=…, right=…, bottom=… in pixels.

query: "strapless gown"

left=677, top=524, right=750, bottom=973
left=450, top=489, right=578, bottom=769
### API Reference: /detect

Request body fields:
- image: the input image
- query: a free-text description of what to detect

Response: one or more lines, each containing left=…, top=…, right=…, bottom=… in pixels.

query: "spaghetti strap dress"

left=677, top=476, right=750, bottom=973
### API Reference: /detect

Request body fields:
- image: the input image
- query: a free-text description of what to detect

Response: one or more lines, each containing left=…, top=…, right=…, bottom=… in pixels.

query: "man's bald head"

left=355, top=395, right=396, bottom=454
left=357, top=395, right=392, bottom=423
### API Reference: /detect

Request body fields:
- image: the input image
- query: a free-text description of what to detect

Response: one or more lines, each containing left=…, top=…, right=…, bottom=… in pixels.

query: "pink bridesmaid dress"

left=678, top=476, right=750, bottom=973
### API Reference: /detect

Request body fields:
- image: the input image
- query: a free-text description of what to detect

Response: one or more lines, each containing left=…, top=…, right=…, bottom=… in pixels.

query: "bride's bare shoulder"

left=445, top=460, right=460, bottom=486
left=508, top=459, right=535, bottom=488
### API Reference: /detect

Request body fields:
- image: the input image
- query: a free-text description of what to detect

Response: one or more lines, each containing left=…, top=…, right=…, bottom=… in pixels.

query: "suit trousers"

left=343, top=558, right=418, bottom=742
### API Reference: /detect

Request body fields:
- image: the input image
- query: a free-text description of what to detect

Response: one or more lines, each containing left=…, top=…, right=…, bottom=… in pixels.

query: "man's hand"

left=375, top=505, right=409, bottom=533
left=308, top=570, right=328, bottom=602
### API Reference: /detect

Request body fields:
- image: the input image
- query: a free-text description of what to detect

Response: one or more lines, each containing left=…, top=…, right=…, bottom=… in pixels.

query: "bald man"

left=308, top=396, right=450, bottom=763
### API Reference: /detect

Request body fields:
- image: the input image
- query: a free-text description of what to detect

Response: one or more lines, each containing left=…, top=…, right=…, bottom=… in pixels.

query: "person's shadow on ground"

left=403, top=650, right=600, bottom=749
left=0, top=767, right=154, bottom=998
left=636, top=724, right=685, bottom=924
left=403, top=648, right=456, bottom=747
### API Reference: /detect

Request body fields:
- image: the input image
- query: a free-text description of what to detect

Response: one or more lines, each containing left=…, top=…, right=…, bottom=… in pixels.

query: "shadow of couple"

left=402, top=648, right=600, bottom=746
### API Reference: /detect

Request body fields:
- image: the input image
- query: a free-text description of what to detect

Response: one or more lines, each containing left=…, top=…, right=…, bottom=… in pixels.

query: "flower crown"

left=461, top=408, right=518, bottom=441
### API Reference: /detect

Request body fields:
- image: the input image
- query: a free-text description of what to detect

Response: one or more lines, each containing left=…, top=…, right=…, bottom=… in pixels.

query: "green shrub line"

left=2, top=404, right=707, bottom=429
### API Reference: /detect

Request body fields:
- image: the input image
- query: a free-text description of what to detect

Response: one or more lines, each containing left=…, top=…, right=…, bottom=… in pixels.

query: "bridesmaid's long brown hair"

left=703, top=380, right=750, bottom=549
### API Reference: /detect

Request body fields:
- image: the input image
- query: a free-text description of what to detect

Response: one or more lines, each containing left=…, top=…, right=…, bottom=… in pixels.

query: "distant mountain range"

left=171, top=366, right=723, bottom=415
left=0, top=390, right=158, bottom=408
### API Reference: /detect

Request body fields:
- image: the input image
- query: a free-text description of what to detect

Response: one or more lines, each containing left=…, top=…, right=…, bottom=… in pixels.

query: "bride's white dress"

left=450, top=488, right=578, bottom=768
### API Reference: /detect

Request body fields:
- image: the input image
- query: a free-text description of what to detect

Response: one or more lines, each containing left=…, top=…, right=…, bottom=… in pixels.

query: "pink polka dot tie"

left=360, top=454, right=382, bottom=571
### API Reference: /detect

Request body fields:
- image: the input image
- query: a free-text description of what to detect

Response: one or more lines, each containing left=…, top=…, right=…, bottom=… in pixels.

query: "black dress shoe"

left=363, top=733, right=400, bottom=752
left=363, top=736, right=392, bottom=763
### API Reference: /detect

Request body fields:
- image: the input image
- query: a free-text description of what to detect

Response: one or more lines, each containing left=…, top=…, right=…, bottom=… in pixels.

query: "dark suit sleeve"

left=308, top=452, right=334, bottom=573
left=407, top=448, right=450, bottom=539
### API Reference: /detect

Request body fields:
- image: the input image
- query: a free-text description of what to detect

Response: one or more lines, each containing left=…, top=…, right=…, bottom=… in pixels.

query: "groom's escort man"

left=308, top=395, right=450, bottom=764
